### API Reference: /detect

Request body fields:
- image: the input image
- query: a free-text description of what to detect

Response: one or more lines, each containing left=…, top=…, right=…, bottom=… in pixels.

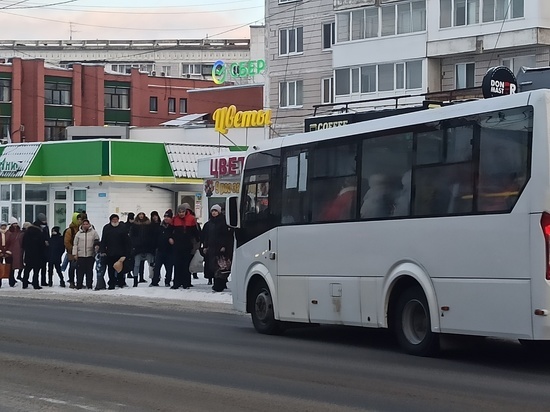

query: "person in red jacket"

left=0, top=221, right=13, bottom=288
left=170, top=203, right=199, bottom=290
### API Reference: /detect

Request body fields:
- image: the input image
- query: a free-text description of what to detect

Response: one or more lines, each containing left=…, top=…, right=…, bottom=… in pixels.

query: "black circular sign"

left=482, top=66, right=518, bottom=98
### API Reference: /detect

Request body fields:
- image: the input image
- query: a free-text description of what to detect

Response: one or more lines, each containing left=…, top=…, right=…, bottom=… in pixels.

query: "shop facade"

left=0, top=140, right=228, bottom=232
left=197, top=151, right=246, bottom=219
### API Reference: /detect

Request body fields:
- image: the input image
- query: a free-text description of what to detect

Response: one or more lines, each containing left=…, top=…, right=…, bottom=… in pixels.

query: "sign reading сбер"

left=212, top=59, right=266, bottom=85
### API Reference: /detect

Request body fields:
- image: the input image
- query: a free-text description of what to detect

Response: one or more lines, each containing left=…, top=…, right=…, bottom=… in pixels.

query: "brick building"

left=0, top=58, right=264, bottom=143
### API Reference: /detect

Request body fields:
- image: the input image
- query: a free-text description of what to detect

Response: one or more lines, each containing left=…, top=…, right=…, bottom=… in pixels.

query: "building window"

left=337, top=13, right=350, bottom=42
left=73, top=189, right=86, bottom=214
left=321, top=78, right=334, bottom=104
left=378, top=64, right=394, bottom=91
left=161, top=66, right=171, bottom=76
left=440, top=0, right=480, bottom=27
left=335, top=60, right=422, bottom=96
left=337, top=1, right=425, bottom=42
left=406, top=60, right=423, bottom=89
left=502, top=55, right=535, bottom=75
left=150, top=96, right=158, bottom=112
left=111, top=64, right=153, bottom=75
left=45, top=120, right=71, bottom=141
left=456, top=62, right=475, bottom=88
left=0, top=117, right=9, bottom=140
left=104, top=87, right=129, bottom=109
left=279, top=27, right=304, bottom=56
left=442, top=0, right=522, bottom=27
left=201, top=64, right=214, bottom=76
left=168, top=98, right=176, bottom=113
left=0, top=79, right=10, bottom=102
left=179, top=98, right=187, bottom=114
left=322, top=22, right=335, bottom=50
left=45, top=82, right=71, bottom=105
left=279, top=80, right=303, bottom=108
left=483, top=0, right=524, bottom=22
left=182, top=64, right=202, bottom=75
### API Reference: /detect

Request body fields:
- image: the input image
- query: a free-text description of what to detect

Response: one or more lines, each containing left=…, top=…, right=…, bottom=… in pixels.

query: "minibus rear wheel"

left=393, top=286, right=440, bottom=357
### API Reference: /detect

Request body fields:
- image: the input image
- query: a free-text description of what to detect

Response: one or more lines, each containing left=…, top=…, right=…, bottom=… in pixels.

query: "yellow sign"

left=213, top=105, right=272, bottom=134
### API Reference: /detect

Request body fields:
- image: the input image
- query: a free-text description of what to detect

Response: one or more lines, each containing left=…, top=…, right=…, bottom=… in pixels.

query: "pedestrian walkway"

left=0, top=274, right=232, bottom=305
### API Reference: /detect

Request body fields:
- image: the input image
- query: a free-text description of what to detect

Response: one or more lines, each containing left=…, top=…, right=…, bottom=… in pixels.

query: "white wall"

left=332, top=32, right=428, bottom=68
left=129, top=126, right=269, bottom=146
left=85, top=183, right=173, bottom=237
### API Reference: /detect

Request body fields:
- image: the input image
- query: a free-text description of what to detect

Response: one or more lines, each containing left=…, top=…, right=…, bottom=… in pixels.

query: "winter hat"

left=38, top=213, right=47, bottom=222
left=210, top=204, right=222, bottom=213
left=164, top=209, right=173, bottom=218
left=150, top=210, right=160, bottom=220
left=109, top=213, right=119, bottom=222
left=52, top=226, right=60, bottom=233
left=9, top=217, right=18, bottom=225
left=72, top=212, right=81, bottom=225
left=177, top=203, right=191, bottom=213
left=0, top=221, right=7, bottom=227
left=127, top=212, right=135, bottom=221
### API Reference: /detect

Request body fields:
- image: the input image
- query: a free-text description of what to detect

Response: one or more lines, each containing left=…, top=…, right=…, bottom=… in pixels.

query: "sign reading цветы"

left=213, top=105, right=272, bottom=134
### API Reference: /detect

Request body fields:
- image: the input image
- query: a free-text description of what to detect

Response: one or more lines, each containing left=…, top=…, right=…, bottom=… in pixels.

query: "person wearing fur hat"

left=170, top=203, right=199, bottom=289
left=6, top=218, right=23, bottom=286
left=201, top=204, right=233, bottom=290
left=100, top=214, right=131, bottom=289
left=129, top=212, right=155, bottom=287
left=151, top=209, right=174, bottom=287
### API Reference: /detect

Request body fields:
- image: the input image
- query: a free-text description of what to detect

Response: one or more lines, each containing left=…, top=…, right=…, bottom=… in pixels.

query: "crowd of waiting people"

left=0, top=203, right=233, bottom=293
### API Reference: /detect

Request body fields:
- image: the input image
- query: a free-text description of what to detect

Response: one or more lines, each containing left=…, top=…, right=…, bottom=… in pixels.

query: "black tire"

left=519, top=339, right=550, bottom=354
left=393, top=286, right=439, bottom=357
left=250, top=281, right=282, bottom=335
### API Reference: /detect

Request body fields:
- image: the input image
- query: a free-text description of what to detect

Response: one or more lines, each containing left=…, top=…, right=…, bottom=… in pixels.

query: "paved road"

left=0, top=296, right=549, bottom=411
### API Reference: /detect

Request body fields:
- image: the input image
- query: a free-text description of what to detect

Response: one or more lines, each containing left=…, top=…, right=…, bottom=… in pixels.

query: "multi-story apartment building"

left=0, top=25, right=265, bottom=84
left=265, top=0, right=336, bottom=136
left=267, top=0, right=550, bottom=135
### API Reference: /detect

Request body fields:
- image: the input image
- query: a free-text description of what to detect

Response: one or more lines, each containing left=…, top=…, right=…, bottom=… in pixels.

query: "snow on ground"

left=0, top=272, right=234, bottom=312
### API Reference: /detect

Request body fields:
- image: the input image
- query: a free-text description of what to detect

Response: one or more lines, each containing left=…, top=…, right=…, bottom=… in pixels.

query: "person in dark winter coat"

left=100, top=214, right=132, bottom=289
left=33, top=213, right=50, bottom=287
left=129, top=212, right=156, bottom=287
left=201, top=204, right=233, bottom=290
left=48, top=226, right=65, bottom=287
left=22, top=223, right=47, bottom=289
left=170, top=203, right=199, bottom=289
left=151, top=209, right=174, bottom=287
left=124, top=212, right=136, bottom=279
left=150, top=211, right=161, bottom=226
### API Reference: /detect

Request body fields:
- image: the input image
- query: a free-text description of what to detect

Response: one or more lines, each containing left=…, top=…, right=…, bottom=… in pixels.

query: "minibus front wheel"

left=250, top=280, right=282, bottom=335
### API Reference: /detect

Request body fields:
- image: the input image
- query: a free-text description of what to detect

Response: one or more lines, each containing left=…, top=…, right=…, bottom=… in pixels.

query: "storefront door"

left=51, top=187, right=87, bottom=230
